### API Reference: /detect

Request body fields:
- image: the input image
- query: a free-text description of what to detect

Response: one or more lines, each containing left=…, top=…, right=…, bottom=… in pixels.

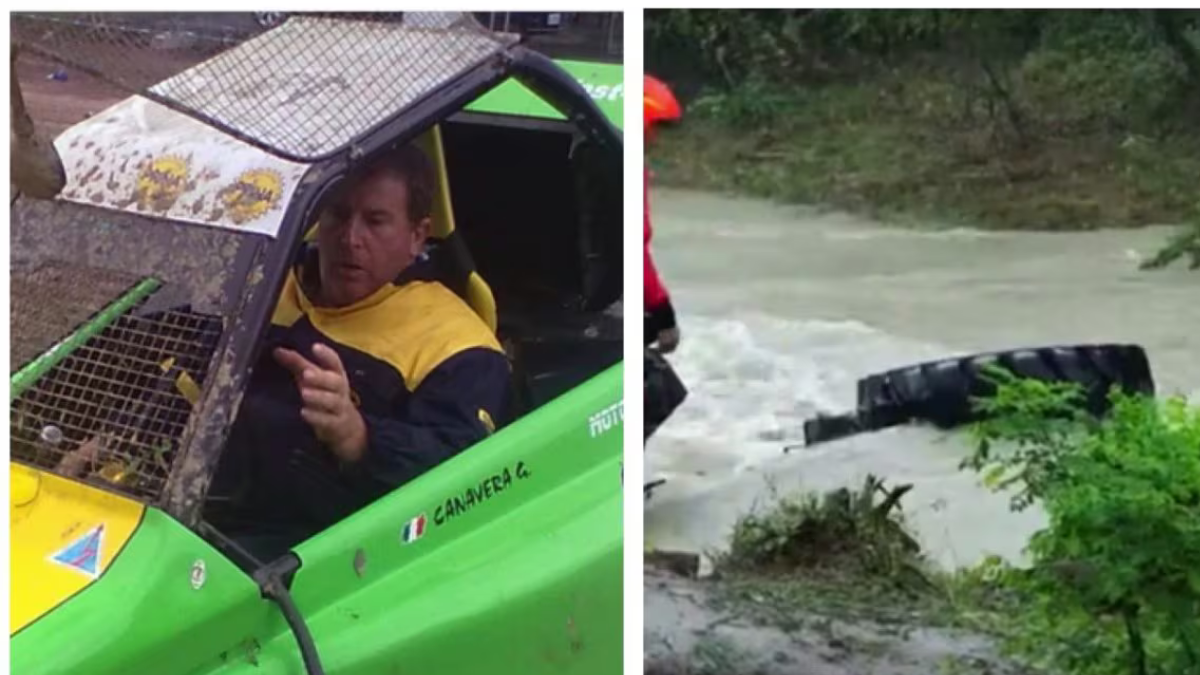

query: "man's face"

left=316, top=170, right=429, bottom=307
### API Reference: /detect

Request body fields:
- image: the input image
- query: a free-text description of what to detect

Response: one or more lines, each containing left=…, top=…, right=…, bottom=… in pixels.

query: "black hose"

left=255, top=554, right=326, bottom=675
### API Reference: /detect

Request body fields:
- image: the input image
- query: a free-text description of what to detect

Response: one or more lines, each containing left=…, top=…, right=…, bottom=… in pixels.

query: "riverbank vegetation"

left=703, top=370, right=1200, bottom=675
left=646, top=10, right=1200, bottom=236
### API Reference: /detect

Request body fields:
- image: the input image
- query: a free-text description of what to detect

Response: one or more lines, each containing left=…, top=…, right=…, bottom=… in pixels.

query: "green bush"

left=1142, top=213, right=1200, bottom=270
left=721, top=474, right=929, bottom=585
left=687, top=79, right=796, bottom=128
left=1019, top=45, right=1185, bottom=133
left=963, top=367, right=1200, bottom=675
left=648, top=10, right=1200, bottom=237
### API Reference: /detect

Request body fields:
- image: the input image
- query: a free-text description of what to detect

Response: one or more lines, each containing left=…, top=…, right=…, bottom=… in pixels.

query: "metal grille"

left=12, top=308, right=224, bottom=502
left=12, top=12, right=518, bottom=160
left=11, top=262, right=223, bottom=502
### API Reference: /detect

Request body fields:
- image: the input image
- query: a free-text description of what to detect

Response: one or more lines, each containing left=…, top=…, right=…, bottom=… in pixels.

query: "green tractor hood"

left=10, top=464, right=269, bottom=674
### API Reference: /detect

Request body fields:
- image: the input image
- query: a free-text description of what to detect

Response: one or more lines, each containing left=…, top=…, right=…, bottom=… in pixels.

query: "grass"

left=714, top=474, right=928, bottom=582
left=650, top=65, right=1200, bottom=231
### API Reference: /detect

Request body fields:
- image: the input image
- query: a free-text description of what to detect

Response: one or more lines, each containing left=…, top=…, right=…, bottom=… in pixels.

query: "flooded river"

left=644, top=188, right=1200, bottom=570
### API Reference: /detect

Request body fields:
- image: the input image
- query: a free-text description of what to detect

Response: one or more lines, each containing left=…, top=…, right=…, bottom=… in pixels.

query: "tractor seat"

left=415, top=125, right=532, bottom=421
left=414, top=125, right=498, bottom=334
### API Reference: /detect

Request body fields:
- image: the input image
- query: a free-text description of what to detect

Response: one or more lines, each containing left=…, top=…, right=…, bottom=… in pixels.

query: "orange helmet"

left=644, top=74, right=682, bottom=131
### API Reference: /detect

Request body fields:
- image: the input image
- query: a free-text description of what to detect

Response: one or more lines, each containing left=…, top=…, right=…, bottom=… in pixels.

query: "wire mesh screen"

left=11, top=260, right=224, bottom=502
left=12, top=12, right=518, bottom=160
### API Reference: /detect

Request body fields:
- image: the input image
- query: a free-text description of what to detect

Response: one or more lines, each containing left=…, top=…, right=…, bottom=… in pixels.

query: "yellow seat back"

left=304, top=125, right=498, bottom=333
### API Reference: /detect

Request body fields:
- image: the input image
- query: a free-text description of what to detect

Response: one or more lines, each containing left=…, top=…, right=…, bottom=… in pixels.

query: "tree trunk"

left=10, top=43, right=67, bottom=203
left=979, top=58, right=1029, bottom=146
left=1122, top=603, right=1148, bottom=675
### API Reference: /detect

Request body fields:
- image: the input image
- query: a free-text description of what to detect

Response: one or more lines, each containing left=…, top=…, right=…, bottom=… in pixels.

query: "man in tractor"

left=56, top=145, right=509, bottom=549
left=644, top=74, right=682, bottom=353
left=216, top=143, right=512, bottom=550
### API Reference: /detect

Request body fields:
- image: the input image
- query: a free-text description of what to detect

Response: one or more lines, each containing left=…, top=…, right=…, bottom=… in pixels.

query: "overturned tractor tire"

left=803, top=343, right=1155, bottom=446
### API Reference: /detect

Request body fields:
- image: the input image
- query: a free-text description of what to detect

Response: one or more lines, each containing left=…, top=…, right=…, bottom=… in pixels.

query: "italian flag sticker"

left=401, top=514, right=427, bottom=544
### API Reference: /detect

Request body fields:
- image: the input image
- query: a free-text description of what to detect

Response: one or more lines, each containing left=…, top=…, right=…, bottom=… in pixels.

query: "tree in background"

left=645, top=10, right=1200, bottom=241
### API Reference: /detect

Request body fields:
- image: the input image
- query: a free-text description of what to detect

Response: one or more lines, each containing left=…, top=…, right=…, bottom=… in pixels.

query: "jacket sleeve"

left=644, top=219, right=671, bottom=310
left=643, top=168, right=675, bottom=335
left=355, top=347, right=511, bottom=491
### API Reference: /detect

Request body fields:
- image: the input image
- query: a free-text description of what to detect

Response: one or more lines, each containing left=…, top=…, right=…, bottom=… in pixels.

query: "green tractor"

left=11, top=13, right=623, bottom=675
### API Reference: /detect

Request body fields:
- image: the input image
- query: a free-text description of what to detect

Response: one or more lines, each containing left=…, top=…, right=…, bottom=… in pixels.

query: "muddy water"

left=644, top=188, right=1200, bottom=570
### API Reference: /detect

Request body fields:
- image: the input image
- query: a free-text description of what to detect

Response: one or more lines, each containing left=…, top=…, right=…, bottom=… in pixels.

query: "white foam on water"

left=645, top=310, right=1048, bottom=571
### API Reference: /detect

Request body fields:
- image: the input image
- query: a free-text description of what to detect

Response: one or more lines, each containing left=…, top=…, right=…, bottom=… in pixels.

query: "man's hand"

left=274, top=343, right=368, bottom=463
left=656, top=326, right=681, bottom=354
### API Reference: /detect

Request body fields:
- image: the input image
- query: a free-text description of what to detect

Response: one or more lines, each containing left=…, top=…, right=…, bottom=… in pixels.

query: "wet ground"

left=644, top=566, right=1026, bottom=675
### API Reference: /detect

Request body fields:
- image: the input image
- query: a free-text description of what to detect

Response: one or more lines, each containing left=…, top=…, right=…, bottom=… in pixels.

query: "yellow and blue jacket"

left=227, top=250, right=510, bottom=530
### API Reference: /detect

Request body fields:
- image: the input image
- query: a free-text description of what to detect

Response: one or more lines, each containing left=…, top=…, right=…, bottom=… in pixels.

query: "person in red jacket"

left=644, top=74, right=682, bottom=353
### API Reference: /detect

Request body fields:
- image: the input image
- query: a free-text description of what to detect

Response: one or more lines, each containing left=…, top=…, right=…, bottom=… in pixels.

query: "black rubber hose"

left=256, top=555, right=326, bottom=675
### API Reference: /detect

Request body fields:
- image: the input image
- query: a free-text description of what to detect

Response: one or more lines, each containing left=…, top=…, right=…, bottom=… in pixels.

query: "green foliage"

left=1142, top=217, right=1200, bottom=270
left=644, top=9, right=814, bottom=88
left=646, top=10, right=1200, bottom=235
left=720, top=475, right=929, bottom=587
left=961, top=365, right=1098, bottom=511
left=647, top=10, right=1197, bottom=85
left=687, top=79, right=795, bottom=129
left=962, top=368, right=1200, bottom=675
left=1020, top=43, right=1185, bottom=133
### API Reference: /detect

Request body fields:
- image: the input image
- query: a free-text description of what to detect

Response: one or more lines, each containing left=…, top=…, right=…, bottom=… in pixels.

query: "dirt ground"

left=16, top=50, right=204, bottom=138
left=644, top=561, right=1028, bottom=675
left=10, top=259, right=146, bottom=367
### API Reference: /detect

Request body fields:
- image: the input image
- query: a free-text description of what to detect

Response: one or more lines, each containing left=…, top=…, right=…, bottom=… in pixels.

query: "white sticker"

left=588, top=401, right=624, bottom=438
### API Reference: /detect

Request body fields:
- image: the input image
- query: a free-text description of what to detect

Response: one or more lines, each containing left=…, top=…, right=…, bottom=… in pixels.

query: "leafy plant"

left=960, top=365, right=1098, bottom=511
left=720, top=474, right=928, bottom=587
left=1142, top=218, right=1200, bottom=270
left=963, top=367, right=1200, bottom=675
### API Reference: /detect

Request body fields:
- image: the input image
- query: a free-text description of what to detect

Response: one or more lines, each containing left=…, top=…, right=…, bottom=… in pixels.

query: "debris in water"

left=646, top=549, right=702, bottom=579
